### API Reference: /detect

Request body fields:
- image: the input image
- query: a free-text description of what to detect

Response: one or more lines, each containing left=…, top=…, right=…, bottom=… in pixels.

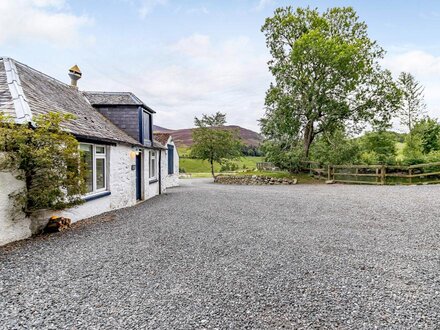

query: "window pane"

left=80, top=144, right=93, bottom=192
left=149, top=151, right=156, bottom=178
left=96, top=158, right=105, bottom=189
left=96, top=146, right=105, bottom=154
left=143, top=112, right=151, bottom=142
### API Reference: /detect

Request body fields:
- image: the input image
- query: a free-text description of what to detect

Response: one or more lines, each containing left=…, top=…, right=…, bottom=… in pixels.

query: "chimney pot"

left=68, top=64, right=82, bottom=88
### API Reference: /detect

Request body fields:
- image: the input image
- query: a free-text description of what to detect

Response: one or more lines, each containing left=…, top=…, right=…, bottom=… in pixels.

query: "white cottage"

left=0, top=58, right=179, bottom=246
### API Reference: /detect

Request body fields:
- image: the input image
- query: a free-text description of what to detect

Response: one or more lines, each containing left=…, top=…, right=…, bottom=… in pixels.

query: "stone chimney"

left=68, top=64, right=82, bottom=88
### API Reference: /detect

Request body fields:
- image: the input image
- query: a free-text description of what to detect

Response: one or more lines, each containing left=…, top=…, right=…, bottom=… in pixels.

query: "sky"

left=2, top=0, right=440, bottom=132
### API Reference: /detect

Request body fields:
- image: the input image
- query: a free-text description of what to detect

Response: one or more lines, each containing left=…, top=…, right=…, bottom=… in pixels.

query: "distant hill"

left=153, top=125, right=174, bottom=133
left=153, top=125, right=262, bottom=147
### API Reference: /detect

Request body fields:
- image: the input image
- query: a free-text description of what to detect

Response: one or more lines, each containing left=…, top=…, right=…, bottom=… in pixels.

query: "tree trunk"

left=303, top=121, right=314, bottom=158
left=210, top=159, right=215, bottom=178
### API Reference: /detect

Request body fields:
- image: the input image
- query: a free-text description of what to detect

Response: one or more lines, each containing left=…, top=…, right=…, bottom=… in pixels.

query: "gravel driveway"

left=1, top=179, right=440, bottom=329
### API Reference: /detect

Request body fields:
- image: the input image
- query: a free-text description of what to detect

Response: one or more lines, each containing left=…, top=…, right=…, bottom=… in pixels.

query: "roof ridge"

left=2, top=57, right=34, bottom=125
left=84, top=91, right=134, bottom=95
left=2, top=57, right=72, bottom=88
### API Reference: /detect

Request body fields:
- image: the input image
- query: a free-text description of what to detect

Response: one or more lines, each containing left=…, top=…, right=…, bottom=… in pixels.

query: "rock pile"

left=214, top=175, right=297, bottom=185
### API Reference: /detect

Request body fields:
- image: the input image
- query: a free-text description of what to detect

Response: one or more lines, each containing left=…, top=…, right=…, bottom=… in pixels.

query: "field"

left=179, top=156, right=264, bottom=174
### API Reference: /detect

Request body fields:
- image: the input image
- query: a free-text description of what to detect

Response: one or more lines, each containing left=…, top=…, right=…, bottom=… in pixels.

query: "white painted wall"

left=0, top=171, right=31, bottom=246
left=0, top=144, right=139, bottom=246
left=162, top=138, right=180, bottom=189
left=57, top=144, right=137, bottom=222
left=0, top=142, right=179, bottom=246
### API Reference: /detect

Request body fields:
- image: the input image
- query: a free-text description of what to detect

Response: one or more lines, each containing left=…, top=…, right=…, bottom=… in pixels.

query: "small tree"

left=397, top=72, right=426, bottom=135
left=411, top=117, right=440, bottom=154
left=191, top=112, right=243, bottom=177
left=0, top=112, right=87, bottom=215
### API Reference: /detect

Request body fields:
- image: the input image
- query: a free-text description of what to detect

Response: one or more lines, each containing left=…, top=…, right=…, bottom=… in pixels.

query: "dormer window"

left=142, top=111, right=152, bottom=145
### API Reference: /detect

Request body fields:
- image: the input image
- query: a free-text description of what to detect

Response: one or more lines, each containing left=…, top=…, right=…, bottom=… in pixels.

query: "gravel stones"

left=1, top=179, right=439, bottom=329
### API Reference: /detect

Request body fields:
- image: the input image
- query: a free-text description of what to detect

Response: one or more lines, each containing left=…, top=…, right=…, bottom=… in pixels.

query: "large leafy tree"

left=191, top=112, right=243, bottom=177
left=397, top=72, right=426, bottom=134
left=260, top=6, right=401, bottom=165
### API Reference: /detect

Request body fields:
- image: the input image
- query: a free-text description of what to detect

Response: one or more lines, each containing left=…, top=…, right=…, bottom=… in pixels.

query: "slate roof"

left=0, top=58, right=141, bottom=146
left=154, top=132, right=172, bottom=146
left=152, top=139, right=167, bottom=150
left=83, top=91, right=156, bottom=113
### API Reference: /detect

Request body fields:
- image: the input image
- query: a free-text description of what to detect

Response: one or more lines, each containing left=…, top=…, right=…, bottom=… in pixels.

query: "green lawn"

left=396, top=142, right=405, bottom=162
left=180, top=157, right=264, bottom=174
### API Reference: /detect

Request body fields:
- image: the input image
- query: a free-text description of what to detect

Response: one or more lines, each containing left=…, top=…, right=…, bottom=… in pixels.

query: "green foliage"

left=220, top=162, right=239, bottom=172
left=190, top=112, right=243, bottom=177
left=424, top=150, right=440, bottom=163
left=411, top=118, right=440, bottom=154
left=0, top=112, right=87, bottom=214
left=310, top=130, right=360, bottom=165
left=359, top=131, right=397, bottom=165
left=179, top=157, right=263, bottom=174
left=402, top=134, right=424, bottom=165
left=260, top=6, right=401, bottom=162
left=397, top=72, right=426, bottom=132
left=261, top=141, right=304, bottom=172
left=241, top=145, right=263, bottom=157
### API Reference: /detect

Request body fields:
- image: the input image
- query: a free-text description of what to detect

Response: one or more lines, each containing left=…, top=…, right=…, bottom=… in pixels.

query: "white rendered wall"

left=0, top=144, right=139, bottom=245
left=58, top=144, right=137, bottom=222
left=163, top=139, right=180, bottom=189
left=0, top=171, right=32, bottom=246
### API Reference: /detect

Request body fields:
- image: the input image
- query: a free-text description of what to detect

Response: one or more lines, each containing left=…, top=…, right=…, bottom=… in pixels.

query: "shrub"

left=359, top=131, right=397, bottom=165
left=0, top=112, right=87, bottom=214
left=310, top=130, right=360, bottom=165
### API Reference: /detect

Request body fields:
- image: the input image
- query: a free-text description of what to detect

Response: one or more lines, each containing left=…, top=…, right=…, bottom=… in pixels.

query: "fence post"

left=381, top=165, right=386, bottom=185
left=409, top=168, right=412, bottom=184
left=327, top=165, right=331, bottom=181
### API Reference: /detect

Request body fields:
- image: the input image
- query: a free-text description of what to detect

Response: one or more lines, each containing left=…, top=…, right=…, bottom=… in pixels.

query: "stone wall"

left=214, top=175, right=297, bottom=185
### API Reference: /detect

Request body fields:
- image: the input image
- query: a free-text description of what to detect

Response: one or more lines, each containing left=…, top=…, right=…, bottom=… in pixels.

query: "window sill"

left=149, top=179, right=158, bottom=184
left=83, top=191, right=111, bottom=202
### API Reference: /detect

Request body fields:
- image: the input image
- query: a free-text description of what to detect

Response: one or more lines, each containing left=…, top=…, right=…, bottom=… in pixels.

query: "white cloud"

left=138, top=0, right=167, bottom=18
left=170, top=34, right=212, bottom=58
left=255, top=0, right=275, bottom=11
left=383, top=50, right=440, bottom=117
left=135, top=34, right=271, bottom=131
left=186, top=6, right=209, bottom=15
left=0, top=0, right=92, bottom=46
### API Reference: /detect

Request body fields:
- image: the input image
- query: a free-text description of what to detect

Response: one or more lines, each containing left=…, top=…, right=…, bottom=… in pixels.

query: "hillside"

left=153, top=125, right=262, bottom=147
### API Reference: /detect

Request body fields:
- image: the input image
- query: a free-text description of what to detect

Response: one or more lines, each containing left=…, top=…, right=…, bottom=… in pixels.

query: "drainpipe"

left=158, top=150, right=162, bottom=195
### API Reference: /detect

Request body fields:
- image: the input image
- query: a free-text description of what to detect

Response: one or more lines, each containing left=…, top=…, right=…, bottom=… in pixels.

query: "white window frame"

left=80, top=143, right=108, bottom=195
left=149, top=150, right=157, bottom=180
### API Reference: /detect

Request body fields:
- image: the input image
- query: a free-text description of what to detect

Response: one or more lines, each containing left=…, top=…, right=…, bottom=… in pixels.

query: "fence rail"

left=256, top=161, right=440, bottom=185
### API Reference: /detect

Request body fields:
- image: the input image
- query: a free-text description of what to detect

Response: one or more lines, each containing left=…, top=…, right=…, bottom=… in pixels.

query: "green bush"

left=402, top=134, right=424, bottom=165
left=359, top=131, right=397, bottom=165
left=411, top=118, right=440, bottom=154
left=262, top=140, right=304, bottom=172
left=0, top=112, right=87, bottom=214
left=310, top=130, right=360, bottom=165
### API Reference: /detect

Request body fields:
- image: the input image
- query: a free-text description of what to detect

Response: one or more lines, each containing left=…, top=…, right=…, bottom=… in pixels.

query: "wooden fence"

left=257, top=161, right=440, bottom=185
